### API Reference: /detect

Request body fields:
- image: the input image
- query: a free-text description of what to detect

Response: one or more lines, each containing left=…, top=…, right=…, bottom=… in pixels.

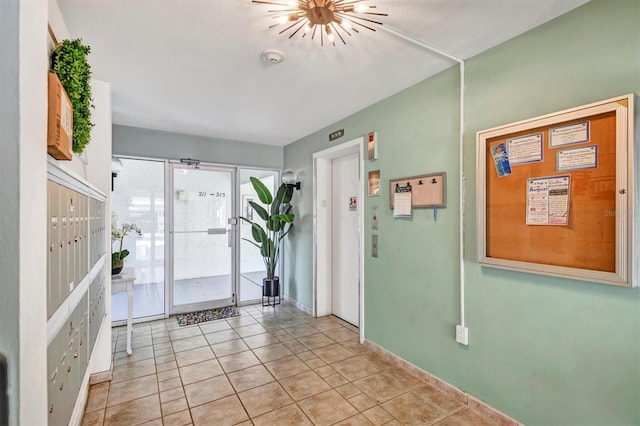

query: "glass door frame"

left=167, top=162, right=238, bottom=315
left=110, top=155, right=169, bottom=326
left=236, top=168, right=281, bottom=306
left=106, top=159, right=284, bottom=319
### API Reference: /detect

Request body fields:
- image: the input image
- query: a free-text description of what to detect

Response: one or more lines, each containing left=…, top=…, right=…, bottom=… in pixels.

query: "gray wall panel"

left=0, top=0, right=21, bottom=422
left=113, top=125, right=284, bottom=169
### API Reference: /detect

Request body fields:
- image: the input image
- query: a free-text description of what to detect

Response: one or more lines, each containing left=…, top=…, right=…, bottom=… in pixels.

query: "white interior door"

left=169, top=164, right=236, bottom=314
left=331, top=153, right=360, bottom=326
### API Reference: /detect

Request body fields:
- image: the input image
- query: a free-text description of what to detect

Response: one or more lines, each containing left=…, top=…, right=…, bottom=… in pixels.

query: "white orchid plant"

left=111, top=212, right=142, bottom=269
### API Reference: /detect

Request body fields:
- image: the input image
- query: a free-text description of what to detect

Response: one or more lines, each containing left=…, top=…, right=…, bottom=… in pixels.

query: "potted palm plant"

left=241, top=177, right=295, bottom=302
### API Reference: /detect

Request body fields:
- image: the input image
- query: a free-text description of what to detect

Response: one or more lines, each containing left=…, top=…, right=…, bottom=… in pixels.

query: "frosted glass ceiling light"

left=252, top=0, right=387, bottom=47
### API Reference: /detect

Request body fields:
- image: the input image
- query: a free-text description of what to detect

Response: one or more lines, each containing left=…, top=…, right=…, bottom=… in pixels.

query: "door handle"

left=227, top=229, right=232, bottom=248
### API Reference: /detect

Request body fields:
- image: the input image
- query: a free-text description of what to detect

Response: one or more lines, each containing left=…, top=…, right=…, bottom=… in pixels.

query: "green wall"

left=283, top=1, right=640, bottom=424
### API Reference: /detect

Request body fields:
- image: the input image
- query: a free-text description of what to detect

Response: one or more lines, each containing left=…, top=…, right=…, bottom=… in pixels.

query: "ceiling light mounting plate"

left=307, top=4, right=334, bottom=25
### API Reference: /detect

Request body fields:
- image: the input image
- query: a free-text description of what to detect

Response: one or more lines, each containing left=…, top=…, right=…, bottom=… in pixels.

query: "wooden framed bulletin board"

left=476, top=94, right=635, bottom=287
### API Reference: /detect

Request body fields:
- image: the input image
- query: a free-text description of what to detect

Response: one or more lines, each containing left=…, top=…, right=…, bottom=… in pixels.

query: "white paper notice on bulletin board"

left=393, top=192, right=412, bottom=217
left=526, top=175, right=570, bottom=225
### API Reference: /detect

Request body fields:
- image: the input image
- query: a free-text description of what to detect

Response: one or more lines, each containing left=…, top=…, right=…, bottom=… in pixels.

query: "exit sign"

left=329, top=129, right=344, bottom=141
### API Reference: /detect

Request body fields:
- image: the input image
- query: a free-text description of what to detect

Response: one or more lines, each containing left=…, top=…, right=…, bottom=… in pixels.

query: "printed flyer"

left=526, top=175, right=571, bottom=225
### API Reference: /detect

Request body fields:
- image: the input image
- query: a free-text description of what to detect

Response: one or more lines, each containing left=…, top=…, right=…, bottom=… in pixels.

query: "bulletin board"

left=476, top=94, right=635, bottom=287
left=389, top=172, right=446, bottom=208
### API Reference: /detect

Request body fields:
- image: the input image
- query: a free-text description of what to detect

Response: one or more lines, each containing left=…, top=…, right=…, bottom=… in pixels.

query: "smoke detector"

left=261, top=49, right=285, bottom=64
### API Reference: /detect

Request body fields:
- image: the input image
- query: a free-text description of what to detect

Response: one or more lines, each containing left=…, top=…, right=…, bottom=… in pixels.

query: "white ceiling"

left=58, top=0, right=589, bottom=146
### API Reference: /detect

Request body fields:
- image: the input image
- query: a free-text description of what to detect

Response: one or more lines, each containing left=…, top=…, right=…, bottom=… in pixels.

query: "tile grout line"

left=98, top=304, right=465, bottom=426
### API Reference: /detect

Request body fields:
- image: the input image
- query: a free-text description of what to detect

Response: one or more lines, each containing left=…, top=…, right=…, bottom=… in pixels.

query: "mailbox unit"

left=47, top=160, right=107, bottom=426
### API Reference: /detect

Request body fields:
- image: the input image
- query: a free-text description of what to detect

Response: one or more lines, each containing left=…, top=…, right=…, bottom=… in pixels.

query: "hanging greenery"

left=50, top=39, right=94, bottom=154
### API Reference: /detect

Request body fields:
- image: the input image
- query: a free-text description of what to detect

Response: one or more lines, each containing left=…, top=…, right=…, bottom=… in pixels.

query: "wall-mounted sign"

left=368, top=170, right=380, bottom=196
left=549, top=121, right=590, bottom=148
left=329, top=129, right=344, bottom=141
left=557, top=145, right=598, bottom=171
left=368, top=131, right=378, bottom=160
left=349, top=196, right=357, bottom=212
left=507, top=132, right=543, bottom=165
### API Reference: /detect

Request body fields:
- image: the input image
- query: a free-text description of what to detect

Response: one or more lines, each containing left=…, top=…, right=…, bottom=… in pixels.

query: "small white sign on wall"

left=349, top=196, right=357, bottom=211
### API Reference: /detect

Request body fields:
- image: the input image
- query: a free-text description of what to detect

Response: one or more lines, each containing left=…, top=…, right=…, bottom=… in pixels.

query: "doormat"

left=176, top=307, right=240, bottom=326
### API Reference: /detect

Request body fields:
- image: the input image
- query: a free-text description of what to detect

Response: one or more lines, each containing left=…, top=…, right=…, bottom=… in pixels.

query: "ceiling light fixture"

left=252, top=0, right=387, bottom=47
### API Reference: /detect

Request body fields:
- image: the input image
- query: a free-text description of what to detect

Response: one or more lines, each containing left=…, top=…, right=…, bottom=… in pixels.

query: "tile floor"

left=82, top=303, right=497, bottom=426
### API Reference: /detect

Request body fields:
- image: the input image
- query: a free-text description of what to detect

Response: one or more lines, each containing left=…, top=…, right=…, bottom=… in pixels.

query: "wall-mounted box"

left=476, top=94, right=635, bottom=287
left=47, top=72, right=73, bottom=161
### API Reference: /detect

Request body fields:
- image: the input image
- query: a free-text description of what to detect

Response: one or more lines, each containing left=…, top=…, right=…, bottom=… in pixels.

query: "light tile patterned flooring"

left=82, top=303, right=496, bottom=426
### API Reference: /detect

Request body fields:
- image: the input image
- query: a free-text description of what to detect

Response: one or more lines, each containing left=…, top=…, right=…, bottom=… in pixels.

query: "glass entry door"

left=238, top=169, right=280, bottom=304
left=170, top=164, right=236, bottom=313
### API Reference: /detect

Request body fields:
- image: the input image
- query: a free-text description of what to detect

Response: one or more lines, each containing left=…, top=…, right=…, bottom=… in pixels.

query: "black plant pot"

left=262, top=277, right=280, bottom=297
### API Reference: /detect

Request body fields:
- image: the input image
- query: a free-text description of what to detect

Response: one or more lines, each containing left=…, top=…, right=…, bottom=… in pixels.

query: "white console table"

left=111, top=269, right=135, bottom=355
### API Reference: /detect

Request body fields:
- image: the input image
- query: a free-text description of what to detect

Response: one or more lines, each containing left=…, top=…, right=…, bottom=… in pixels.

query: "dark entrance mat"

left=176, top=307, right=240, bottom=326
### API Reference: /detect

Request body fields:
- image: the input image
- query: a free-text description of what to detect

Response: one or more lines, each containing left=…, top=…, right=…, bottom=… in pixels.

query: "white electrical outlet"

left=456, top=325, right=469, bottom=345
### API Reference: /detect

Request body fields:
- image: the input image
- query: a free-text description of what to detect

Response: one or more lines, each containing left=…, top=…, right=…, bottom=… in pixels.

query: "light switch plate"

left=372, top=234, right=378, bottom=258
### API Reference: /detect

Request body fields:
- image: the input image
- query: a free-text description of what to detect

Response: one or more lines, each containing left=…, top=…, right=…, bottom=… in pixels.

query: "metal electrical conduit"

left=376, top=25, right=468, bottom=339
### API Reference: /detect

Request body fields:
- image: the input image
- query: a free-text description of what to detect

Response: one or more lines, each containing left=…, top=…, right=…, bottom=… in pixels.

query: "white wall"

left=3, top=2, right=115, bottom=424
left=49, top=0, right=97, bottom=179
left=85, top=79, right=113, bottom=374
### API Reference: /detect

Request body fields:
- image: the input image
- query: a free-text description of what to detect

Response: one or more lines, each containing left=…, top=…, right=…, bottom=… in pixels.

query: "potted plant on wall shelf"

left=241, top=177, right=295, bottom=305
left=50, top=38, right=94, bottom=155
